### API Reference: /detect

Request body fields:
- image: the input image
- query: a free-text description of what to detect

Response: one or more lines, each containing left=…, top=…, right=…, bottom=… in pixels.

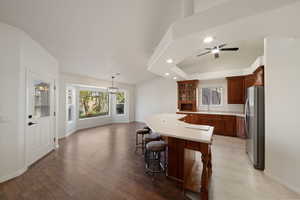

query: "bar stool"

left=144, top=132, right=161, bottom=147
left=135, top=128, right=150, bottom=153
left=143, top=126, right=151, bottom=132
left=145, top=140, right=167, bottom=176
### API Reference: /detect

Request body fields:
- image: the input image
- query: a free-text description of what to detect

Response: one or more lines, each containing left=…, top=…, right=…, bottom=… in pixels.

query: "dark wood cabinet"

left=227, top=66, right=264, bottom=104
left=253, top=66, right=264, bottom=86
left=167, top=137, right=185, bottom=181
left=180, top=113, right=237, bottom=137
left=177, top=80, right=199, bottom=111
left=244, top=74, right=256, bottom=89
left=227, top=76, right=245, bottom=104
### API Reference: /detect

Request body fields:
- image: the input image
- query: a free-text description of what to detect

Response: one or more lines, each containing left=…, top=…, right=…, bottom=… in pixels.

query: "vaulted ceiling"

left=0, top=0, right=182, bottom=84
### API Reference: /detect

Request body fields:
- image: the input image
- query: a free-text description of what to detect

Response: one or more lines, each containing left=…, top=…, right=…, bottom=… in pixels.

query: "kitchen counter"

left=145, top=113, right=214, bottom=144
left=145, top=113, right=213, bottom=200
left=177, top=110, right=245, bottom=117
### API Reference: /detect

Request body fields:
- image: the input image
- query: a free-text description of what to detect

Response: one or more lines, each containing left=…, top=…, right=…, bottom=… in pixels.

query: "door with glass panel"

left=26, top=71, right=55, bottom=166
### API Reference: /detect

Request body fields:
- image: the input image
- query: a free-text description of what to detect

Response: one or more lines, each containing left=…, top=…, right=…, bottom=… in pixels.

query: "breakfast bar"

left=145, top=113, right=214, bottom=200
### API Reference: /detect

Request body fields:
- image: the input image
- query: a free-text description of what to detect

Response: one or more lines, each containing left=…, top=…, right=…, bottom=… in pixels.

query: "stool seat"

left=146, top=141, right=166, bottom=152
left=136, top=128, right=150, bottom=135
left=143, top=126, right=151, bottom=132
left=144, top=133, right=161, bottom=143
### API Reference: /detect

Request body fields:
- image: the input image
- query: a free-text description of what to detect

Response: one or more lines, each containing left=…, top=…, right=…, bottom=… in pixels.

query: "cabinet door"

left=167, top=137, right=185, bottom=181
left=253, top=66, right=264, bottom=86
left=214, top=119, right=226, bottom=135
left=227, top=76, right=245, bottom=104
left=244, top=74, right=255, bottom=89
left=223, top=116, right=236, bottom=137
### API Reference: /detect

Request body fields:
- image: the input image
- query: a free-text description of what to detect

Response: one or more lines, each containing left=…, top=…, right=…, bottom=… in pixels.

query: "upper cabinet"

left=253, top=66, right=264, bottom=86
left=227, top=76, right=245, bottom=104
left=177, top=80, right=199, bottom=111
left=227, top=66, right=264, bottom=104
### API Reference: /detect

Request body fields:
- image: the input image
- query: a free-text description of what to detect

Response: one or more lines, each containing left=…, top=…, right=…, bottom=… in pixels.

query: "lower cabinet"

left=182, top=113, right=237, bottom=137
left=167, top=137, right=185, bottom=181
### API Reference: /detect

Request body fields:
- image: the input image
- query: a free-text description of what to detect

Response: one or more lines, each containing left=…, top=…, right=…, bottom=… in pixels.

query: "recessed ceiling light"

left=203, top=36, right=214, bottom=44
left=211, top=48, right=220, bottom=54
left=173, top=77, right=177, bottom=80
left=166, top=59, right=173, bottom=64
left=165, top=72, right=170, bottom=76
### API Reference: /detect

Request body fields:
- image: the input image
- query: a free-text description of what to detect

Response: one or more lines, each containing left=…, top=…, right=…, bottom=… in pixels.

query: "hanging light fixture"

left=107, top=75, right=119, bottom=94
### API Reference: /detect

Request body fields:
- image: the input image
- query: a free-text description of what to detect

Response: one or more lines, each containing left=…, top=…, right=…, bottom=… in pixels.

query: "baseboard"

left=133, top=120, right=145, bottom=123
left=0, top=167, right=27, bottom=184
left=66, top=129, right=77, bottom=137
left=265, top=170, right=300, bottom=194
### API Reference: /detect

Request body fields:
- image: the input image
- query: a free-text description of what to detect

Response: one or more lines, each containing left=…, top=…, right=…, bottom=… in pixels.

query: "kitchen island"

left=145, top=113, right=214, bottom=200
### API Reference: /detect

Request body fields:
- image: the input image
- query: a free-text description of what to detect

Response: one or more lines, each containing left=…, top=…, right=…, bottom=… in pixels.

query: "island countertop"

left=177, top=110, right=245, bottom=117
left=145, top=113, right=214, bottom=144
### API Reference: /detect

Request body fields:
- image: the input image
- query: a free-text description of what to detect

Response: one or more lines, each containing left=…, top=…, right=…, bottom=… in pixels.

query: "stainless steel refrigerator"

left=245, top=86, right=265, bottom=170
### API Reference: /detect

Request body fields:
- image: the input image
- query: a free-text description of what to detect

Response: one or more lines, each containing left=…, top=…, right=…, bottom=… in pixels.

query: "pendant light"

left=107, top=75, right=119, bottom=94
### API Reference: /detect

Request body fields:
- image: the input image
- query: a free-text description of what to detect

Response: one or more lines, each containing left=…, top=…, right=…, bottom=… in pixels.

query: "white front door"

left=26, top=70, right=55, bottom=166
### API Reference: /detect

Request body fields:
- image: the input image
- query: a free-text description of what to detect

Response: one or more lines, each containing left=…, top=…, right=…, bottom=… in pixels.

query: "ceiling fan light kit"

left=197, top=44, right=239, bottom=59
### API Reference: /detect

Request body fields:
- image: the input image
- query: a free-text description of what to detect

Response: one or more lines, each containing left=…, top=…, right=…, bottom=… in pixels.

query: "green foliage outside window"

left=116, top=92, right=125, bottom=115
left=116, top=92, right=125, bottom=104
left=79, top=90, right=109, bottom=118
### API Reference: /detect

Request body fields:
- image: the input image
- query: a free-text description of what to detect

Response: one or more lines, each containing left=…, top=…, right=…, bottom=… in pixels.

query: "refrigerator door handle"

left=244, top=97, right=249, bottom=136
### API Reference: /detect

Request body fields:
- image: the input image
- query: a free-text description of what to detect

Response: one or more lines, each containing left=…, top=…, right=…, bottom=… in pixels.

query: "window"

left=66, top=89, right=74, bottom=122
left=201, top=87, right=223, bottom=106
left=79, top=90, right=109, bottom=118
left=115, top=92, right=125, bottom=115
left=34, top=81, right=50, bottom=118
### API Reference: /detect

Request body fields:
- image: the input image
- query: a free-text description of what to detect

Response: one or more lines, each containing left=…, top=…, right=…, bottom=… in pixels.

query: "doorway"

left=26, top=70, right=56, bottom=166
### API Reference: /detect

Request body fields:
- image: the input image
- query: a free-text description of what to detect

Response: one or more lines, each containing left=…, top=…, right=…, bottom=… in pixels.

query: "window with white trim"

left=79, top=90, right=109, bottom=118
left=201, top=87, right=223, bottom=106
left=115, top=91, right=125, bottom=115
left=66, top=89, right=74, bottom=122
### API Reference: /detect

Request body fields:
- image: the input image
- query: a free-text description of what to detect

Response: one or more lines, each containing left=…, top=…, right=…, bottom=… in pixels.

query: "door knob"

left=28, top=122, right=37, bottom=126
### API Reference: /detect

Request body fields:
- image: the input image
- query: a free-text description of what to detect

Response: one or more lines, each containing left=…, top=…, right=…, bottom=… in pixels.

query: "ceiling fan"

left=197, top=44, right=239, bottom=59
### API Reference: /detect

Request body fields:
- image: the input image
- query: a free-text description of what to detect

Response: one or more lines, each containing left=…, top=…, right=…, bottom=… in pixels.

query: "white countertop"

left=177, top=110, right=245, bottom=117
left=145, top=113, right=214, bottom=144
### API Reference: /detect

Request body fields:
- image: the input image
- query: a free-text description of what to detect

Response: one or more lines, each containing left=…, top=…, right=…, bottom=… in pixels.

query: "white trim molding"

left=0, top=167, right=27, bottom=184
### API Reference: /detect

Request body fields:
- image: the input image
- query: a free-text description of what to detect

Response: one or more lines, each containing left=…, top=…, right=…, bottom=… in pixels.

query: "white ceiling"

left=178, top=38, right=264, bottom=74
left=0, top=0, right=182, bottom=84
left=193, top=0, right=231, bottom=13
left=147, top=0, right=300, bottom=80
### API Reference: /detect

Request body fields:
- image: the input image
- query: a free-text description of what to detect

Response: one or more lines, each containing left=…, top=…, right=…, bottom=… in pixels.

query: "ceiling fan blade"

left=205, top=48, right=212, bottom=50
left=214, top=53, right=220, bottom=59
left=197, top=51, right=211, bottom=57
left=218, top=44, right=227, bottom=48
left=220, top=47, right=239, bottom=51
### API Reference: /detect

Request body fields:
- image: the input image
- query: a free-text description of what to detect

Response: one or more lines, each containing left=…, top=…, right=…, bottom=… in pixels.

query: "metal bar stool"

left=135, top=128, right=150, bottom=153
left=145, top=140, right=167, bottom=176
left=144, top=132, right=161, bottom=148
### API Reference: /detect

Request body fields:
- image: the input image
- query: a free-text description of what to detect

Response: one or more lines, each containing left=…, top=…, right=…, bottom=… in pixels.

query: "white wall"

left=0, top=22, right=24, bottom=183
left=58, top=73, right=135, bottom=138
left=135, top=78, right=177, bottom=122
left=0, top=22, right=59, bottom=183
left=193, top=0, right=231, bottom=13
left=264, top=37, right=300, bottom=193
left=198, top=79, right=243, bottom=112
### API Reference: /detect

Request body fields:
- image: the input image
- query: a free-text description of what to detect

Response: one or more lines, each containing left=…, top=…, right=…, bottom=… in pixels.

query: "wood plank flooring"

left=1, top=122, right=299, bottom=200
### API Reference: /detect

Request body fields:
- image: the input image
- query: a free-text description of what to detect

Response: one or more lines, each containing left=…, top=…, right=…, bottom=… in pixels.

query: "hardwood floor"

left=1, top=122, right=299, bottom=200
left=0, top=123, right=183, bottom=200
